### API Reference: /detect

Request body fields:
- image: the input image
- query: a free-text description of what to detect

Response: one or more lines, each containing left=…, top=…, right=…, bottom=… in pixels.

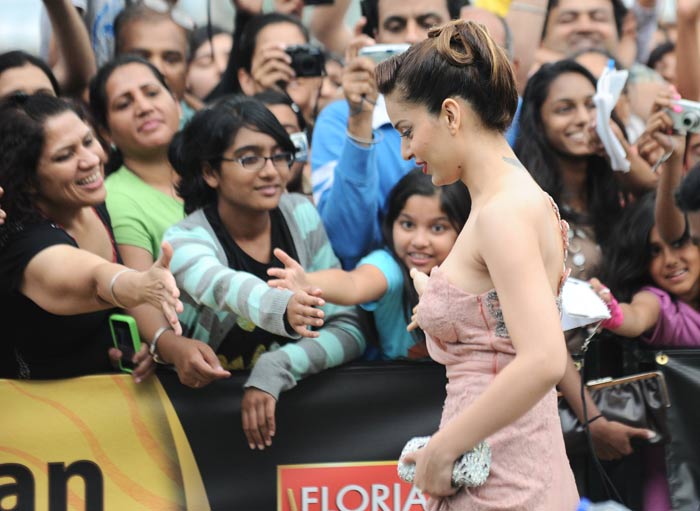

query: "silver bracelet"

left=346, top=129, right=384, bottom=146
left=109, top=268, right=137, bottom=309
left=149, top=326, right=172, bottom=364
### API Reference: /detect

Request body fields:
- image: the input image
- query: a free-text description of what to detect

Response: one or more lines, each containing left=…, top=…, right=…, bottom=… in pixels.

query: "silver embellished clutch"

left=397, top=436, right=491, bottom=487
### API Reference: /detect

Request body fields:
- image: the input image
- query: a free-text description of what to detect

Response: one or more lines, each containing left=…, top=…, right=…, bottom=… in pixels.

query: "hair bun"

left=429, top=21, right=476, bottom=66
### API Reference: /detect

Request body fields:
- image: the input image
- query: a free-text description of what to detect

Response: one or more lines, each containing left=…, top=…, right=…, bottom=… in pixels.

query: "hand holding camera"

left=251, top=43, right=325, bottom=93
left=251, top=42, right=297, bottom=90
left=637, top=88, right=688, bottom=170
left=342, top=25, right=379, bottom=118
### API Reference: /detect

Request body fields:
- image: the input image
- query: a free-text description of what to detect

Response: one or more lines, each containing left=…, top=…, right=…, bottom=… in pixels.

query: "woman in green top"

left=89, top=56, right=229, bottom=385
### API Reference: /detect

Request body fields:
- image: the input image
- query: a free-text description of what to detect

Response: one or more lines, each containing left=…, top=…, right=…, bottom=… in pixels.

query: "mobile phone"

left=303, top=0, right=334, bottom=5
left=109, top=314, right=142, bottom=374
left=358, top=44, right=410, bottom=64
left=285, top=44, right=325, bottom=77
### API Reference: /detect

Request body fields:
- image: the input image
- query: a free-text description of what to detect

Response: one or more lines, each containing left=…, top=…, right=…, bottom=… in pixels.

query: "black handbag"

left=558, top=371, right=671, bottom=457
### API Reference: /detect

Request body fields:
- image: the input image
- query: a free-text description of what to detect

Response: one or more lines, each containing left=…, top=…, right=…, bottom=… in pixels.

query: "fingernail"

left=134, top=377, right=142, bottom=383
left=249, top=443, right=255, bottom=450
left=673, top=105, right=683, bottom=113
left=673, top=93, right=681, bottom=100
left=265, top=439, right=272, bottom=446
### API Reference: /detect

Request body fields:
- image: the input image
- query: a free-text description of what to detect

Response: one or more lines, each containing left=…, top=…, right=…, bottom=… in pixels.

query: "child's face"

left=392, top=194, right=458, bottom=274
left=648, top=227, right=700, bottom=304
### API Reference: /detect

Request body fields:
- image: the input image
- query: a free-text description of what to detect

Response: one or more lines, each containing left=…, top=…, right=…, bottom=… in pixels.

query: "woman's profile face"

left=35, top=111, right=107, bottom=211
left=0, top=64, right=55, bottom=99
left=385, top=93, right=461, bottom=187
left=104, top=62, right=180, bottom=157
left=204, top=127, right=292, bottom=214
left=539, top=72, right=597, bottom=158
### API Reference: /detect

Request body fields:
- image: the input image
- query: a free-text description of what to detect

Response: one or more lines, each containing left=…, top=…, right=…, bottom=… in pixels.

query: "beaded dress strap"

left=545, top=194, right=571, bottom=294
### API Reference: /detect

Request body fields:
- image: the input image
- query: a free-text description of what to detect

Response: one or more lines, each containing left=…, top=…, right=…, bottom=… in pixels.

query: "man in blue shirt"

left=312, top=0, right=520, bottom=268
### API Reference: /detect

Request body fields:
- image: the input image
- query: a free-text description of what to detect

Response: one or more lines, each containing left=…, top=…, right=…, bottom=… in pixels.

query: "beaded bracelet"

left=601, top=295, right=624, bottom=330
left=109, top=268, right=137, bottom=309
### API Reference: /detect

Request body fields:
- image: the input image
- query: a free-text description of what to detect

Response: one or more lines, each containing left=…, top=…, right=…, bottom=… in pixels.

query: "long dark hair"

left=89, top=55, right=172, bottom=174
left=600, top=192, right=682, bottom=303
left=515, top=59, right=622, bottom=247
left=381, top=169, right=471, bottom=337
left=0, top=95, right=83, bottom=230
left=207, top=13, right=308, bottom=101
left=170, top=95, right=295, bottom=214
left=0, top=50, right=60, bottom=97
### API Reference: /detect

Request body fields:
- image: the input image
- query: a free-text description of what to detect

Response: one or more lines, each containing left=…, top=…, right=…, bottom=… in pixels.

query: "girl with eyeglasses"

left=162, top=95, right=367, bottom=451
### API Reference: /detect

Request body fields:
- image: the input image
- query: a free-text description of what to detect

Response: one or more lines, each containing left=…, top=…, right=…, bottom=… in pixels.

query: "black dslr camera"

left=285, top=44, right=325, bottom=78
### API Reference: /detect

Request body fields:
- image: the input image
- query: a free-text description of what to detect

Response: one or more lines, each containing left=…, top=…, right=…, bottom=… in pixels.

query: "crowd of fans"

left=1, top=0, right=699, bottom=508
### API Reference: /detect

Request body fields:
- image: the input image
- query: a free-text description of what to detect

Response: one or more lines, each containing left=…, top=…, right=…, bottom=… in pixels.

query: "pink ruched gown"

left=417, top=201, right=579, bottom=511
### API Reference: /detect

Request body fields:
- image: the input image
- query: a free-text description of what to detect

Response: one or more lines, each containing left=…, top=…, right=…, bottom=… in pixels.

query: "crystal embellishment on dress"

left=397, top=436, right=491, bottom=487
left=485, top=290, right=510, bottom=338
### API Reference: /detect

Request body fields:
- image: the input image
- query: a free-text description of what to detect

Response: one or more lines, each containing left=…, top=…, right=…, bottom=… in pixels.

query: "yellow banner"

left=0, top=375, right=209, bottom=511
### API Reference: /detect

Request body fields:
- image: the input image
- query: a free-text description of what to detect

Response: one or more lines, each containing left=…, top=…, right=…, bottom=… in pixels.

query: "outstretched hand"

left=142, top=242, right=184, bottom=335
left=267, top=248, right=310, bottom=292
left=168, top=337, right=231, bottom=388
left=410, top=268, right=430, bottom=297
left=286, top=288, right=325, bottom=338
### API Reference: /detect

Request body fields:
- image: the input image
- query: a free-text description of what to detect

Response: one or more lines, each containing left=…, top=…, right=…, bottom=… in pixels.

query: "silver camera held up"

left=668, top=99, right=700, bottom=135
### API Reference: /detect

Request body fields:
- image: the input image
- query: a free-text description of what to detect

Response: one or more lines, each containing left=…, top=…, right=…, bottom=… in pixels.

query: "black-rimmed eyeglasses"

left=220, top=152, right=295, bottom=172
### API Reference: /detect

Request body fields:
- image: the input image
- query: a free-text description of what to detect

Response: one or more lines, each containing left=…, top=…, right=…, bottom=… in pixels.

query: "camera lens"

left=682, top=112, right=700, bottom=131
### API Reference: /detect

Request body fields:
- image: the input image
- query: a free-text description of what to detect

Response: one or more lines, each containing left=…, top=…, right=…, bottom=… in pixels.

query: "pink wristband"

left=601, top=295, right=624, bottom=330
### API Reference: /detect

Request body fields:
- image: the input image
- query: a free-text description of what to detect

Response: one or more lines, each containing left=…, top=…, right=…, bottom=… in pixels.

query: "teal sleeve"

left=244, top=199, right=368, bottom=398
left=357, top=249, right=403, bottom=312
left=164, top=223, right=297, bottom=339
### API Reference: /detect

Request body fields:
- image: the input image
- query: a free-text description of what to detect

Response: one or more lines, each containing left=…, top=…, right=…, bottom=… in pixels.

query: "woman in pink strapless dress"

left=417, top=235, right=578, bottom=510
left=375, top=20, right=579, bottom=510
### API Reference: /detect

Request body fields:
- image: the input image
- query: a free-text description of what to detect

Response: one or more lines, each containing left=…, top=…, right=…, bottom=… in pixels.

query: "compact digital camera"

left=290, top=131, right=309, bottom=163
left=285, top=44, right=325, bottom=78
left=358, top=44, right=410, bottom=64
left=668, top=99, right=700, bottom=135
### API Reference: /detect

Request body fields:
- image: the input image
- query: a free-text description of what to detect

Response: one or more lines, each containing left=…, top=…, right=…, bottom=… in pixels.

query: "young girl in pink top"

left=592, top=192, right=700, bottom=511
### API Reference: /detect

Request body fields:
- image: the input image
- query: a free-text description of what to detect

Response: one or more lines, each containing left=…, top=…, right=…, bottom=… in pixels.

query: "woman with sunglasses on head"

left=163, top=96, right=367, bottom=451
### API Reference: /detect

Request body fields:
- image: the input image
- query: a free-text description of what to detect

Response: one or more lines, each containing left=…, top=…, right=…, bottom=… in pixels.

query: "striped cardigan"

left=164, top=193, right=367, bottom=399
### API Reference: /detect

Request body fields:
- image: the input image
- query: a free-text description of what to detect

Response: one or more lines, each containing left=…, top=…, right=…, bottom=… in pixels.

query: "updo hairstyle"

left=375, top=20, right=517, bottom=133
